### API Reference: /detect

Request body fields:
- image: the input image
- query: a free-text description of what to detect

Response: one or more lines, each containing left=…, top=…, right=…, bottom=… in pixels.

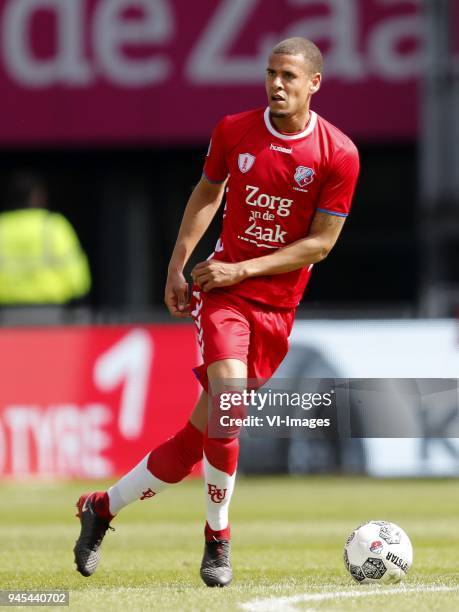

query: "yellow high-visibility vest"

left=0, top=208, right=91, bottom=304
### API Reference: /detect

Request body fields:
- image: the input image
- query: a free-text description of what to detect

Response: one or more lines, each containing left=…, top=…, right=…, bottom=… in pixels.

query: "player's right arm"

left=165, top=175, right=227, bottom=318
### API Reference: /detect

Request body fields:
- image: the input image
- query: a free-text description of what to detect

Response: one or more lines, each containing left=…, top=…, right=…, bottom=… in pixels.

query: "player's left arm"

left=192, top=141, right=359, bottom=292
left=242, top=210, right=345, bottom=275
left=191, top=211, right=345, bottom=291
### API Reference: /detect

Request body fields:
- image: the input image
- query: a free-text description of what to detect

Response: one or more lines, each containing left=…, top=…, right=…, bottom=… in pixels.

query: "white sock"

left=108, top=454, right=169, bottom=515
left=203, top=454, right=236, bottom=531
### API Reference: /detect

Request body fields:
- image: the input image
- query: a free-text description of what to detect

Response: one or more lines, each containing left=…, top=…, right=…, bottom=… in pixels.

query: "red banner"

left=0, top=324, right=201, bottom=478
left=0, top=0, right=430, bottom=145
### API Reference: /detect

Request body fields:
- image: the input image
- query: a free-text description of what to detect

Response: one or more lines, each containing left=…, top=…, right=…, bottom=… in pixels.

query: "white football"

left=344, top=520, right=413, bottom=584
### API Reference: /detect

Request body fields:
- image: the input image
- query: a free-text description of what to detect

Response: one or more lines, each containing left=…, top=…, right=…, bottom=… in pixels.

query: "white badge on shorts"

left=238, top=153, right=255, bottom=173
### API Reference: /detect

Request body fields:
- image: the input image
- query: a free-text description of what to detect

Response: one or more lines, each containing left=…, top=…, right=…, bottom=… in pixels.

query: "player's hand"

left=164, top=269, right=190, bottom=318
left=191, top=260, right=246, bottom=292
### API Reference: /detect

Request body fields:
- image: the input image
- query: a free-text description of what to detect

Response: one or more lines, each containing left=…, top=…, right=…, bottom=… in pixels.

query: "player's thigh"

left=189, top=362, right=248, bottom=433
left=248, top=307, right=295, bottom=383
left=207, top=358, right=248, bottom=430
left=188, top=345, right=248, bottom=433
left=207, top=358, right=248, bottom=395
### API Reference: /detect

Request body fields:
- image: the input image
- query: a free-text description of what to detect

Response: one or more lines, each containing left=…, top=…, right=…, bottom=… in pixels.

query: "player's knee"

left=207, top=358, right=247, bottom=389
left=207, top=390, right=247, bottom=439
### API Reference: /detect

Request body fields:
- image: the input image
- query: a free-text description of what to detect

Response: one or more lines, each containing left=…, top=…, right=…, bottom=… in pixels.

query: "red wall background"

left=0, top=324, right=201, bottom=478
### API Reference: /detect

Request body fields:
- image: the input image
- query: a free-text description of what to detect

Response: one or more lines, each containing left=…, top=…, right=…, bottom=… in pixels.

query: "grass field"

left=0, top=476, right=458, bottom=611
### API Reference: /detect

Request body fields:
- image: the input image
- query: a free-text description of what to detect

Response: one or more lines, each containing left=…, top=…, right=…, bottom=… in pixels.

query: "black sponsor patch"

left=362, top=557, right=387, bottom=580
left=350, top=564, right=366, bottom=582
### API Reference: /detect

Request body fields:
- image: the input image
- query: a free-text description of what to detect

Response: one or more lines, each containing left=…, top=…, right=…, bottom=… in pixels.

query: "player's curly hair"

left=272, top=37, right=323, bottom=75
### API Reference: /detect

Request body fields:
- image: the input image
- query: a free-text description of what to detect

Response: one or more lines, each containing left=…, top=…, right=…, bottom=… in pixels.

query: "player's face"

left=265, top=54, right=321, bottom=120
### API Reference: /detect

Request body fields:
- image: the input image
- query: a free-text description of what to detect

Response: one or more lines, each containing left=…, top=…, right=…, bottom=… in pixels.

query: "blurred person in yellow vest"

left=0, top=171, right=91, bottom=304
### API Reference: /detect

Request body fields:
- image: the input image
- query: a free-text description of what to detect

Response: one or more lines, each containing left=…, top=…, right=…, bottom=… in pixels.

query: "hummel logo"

left=82, top=497, right=94, bottom=514
left=270, top=143, right=292, bottom=154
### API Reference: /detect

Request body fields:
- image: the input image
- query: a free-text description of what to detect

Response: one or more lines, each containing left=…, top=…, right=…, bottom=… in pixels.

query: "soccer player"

left=73, top=37, right=359, bottom=587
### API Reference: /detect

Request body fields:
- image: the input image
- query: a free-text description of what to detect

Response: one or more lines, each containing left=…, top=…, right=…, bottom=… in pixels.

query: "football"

left=344, top=520, right=413, bottom=584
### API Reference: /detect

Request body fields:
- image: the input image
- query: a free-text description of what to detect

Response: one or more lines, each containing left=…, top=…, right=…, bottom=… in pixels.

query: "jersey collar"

left=263, top=107, right=317, bottom=141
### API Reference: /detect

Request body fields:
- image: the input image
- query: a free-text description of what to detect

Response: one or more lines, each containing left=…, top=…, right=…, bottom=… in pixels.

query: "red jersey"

left=203, top=107, right=360, bottom=308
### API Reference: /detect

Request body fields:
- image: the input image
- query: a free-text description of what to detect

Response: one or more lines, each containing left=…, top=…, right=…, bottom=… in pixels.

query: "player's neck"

left=269, top=109, right=311, bottom=135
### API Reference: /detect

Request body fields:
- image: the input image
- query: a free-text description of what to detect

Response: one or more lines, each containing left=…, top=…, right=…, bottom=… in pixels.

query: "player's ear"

left=309, top=73, right=322, bottom=95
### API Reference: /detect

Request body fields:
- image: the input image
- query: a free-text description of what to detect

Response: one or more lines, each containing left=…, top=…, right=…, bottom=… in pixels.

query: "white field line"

left=240, top=585, right=459, bottom=612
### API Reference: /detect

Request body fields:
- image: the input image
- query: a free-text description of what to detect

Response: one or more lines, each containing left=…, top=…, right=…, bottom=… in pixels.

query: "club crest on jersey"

left=238, top=153, right=256, bottom=173
left=294, top=166, right=315, bottom=188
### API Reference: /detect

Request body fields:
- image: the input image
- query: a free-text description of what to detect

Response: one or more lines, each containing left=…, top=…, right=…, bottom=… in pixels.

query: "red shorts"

left=190, top=286, right=295, bottom=392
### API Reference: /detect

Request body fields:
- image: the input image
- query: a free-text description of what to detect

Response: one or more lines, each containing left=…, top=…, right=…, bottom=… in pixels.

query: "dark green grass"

left=0, top=477, right=458, bottom=610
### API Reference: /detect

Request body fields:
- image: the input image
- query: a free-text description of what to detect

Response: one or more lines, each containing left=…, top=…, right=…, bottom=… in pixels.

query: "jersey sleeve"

left=316, top=144, right=360, bottom=217
left=203, top=117, right=229, bottom=183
